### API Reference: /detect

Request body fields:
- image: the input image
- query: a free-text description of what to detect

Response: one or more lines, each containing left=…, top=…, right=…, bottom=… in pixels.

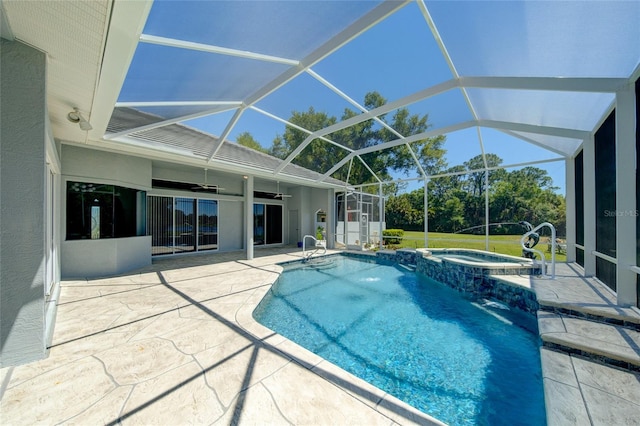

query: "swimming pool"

left=253, top=255, right=545, bottom=425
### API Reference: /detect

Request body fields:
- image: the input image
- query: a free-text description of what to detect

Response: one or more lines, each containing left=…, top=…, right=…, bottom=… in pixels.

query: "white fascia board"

left=459, top=76, right=629, bottom=93
left=89, top=0, right=153, bottom=142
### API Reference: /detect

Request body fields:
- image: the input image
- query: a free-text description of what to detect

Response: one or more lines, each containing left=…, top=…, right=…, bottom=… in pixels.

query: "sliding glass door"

left=147, top=195, right=218, bottom=255
left=198, top=199, right=218, bottom=250
left=254, top=203, right=282, bottom=245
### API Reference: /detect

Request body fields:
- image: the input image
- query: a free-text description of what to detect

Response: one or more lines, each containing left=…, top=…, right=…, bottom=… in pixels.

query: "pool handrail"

left=520, top=222, right=556, bottom=279
left=302, top=234, right=327, bottom=260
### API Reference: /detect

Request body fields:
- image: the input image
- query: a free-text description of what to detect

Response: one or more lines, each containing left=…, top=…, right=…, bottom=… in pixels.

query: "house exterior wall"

left=285, top=186, right=332, bottom=245
left=220, top=200, right=244, bottom=251
left=0, top=40, right=48, bottom=366
left=60, top=145, right=152, bottom=278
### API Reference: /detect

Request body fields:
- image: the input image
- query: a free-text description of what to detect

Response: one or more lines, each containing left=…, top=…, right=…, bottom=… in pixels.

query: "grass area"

left=391, top=231, right=567, bottom=262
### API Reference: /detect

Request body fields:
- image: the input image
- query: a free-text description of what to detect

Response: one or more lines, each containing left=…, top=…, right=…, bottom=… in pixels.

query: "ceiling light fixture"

left=67, top=108, right=93, bottom=131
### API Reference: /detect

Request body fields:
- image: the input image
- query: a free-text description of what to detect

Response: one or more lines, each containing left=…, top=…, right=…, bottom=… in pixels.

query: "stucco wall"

left=60, top=145, right=152, bottom=278
left=62, top=145, right=151, bottom=188
left=61, top=236, right=152, bottom=279
left=219, top=200, right=244, bottom=251
left=0, top=40, right=48, bottom=366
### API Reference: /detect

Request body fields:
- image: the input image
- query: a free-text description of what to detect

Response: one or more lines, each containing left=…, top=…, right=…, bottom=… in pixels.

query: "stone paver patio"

left=0, top=248, right=440, bottom=425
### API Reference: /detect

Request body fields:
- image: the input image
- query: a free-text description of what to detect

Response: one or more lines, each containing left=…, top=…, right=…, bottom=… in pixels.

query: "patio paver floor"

left=0, top=248, right=440, bottom=425
left=2, top=250, right=639, bottom=425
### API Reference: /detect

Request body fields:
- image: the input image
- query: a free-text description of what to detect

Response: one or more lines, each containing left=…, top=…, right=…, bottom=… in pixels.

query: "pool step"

left=538, top=311, right=640, bottom=373
left=537, top=301, right=640, bottom=332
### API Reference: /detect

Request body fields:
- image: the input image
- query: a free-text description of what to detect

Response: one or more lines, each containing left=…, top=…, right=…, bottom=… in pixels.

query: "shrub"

left=382, top=229, right=404, bottom=245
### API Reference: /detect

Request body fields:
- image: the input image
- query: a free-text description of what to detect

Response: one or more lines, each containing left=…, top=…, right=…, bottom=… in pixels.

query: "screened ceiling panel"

left=229, top=108, right=290, bottom=149
left=312, top=1, right=453, bottom=103
left=394, top=89, right=475, bottom=130
left=426, top=0, right=640, bottom=78
left=482, top=130, right=564, bottom=165
left=467, top=89, right=615, bottom=131
left=182, top=109, right=240, bottom=140
left=99, top=0, right=639, bottom=190
left=119, top=43, right=292, bottom=102
left=107, top=107, right=165, bottom=134
left=291, top=139, right=352, bottom=175
left=134, top=105, right=238, bottom=122
left=142, top=0, right=382, bottom=60
left=325, top=118, right=380, bottom=151
left=438, top=128, right=483, bottom=170
left=253, top=72, right=357, bottom=120
left=506, top=131, right=583, bottom=158
left=129, top=123, right=220, bottom=158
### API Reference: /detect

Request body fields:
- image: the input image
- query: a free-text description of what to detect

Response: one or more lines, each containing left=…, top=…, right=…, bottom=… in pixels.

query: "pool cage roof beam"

left=206, top=0, right=408, bottom=163
left=356, top=156, right=566, bottom=191
left=100, top=0, right=633, bottom=189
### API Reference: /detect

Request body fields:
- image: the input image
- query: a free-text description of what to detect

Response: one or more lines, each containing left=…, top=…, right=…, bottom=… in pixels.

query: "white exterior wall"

left=336, top=221, right=386, bottom=246
left=220, top=200, right=244, bottom=251
left=286, top=187, right=332, bottom=244
left=61, top=145, right=152, bottom=278
left=0, top=40, right=49, bottom=366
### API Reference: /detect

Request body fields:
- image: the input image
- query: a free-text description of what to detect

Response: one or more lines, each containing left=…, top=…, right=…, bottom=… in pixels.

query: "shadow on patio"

left=1, top=249, right=440, bottom=425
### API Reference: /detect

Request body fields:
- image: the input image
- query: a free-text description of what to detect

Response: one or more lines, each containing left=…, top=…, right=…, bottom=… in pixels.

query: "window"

left=254, top=203, right=282, bottom=245
left=66, top=181, right=144, bottom=240
left=147, top=195, right=218, bottom=255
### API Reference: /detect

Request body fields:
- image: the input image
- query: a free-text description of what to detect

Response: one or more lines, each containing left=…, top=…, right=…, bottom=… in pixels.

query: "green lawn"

left=390, top=231, right=567, bottom=262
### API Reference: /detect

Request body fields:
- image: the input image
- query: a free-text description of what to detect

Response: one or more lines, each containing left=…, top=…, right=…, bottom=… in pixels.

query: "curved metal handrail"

left=520, top=222, right=556, bottom=279
left=302, top=234, right=327, bottom=260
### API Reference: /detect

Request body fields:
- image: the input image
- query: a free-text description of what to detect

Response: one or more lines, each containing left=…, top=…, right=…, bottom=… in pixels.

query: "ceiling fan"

left=274, top=181, right=292, bottom=198
left=192, top=168, right=225, bottom=191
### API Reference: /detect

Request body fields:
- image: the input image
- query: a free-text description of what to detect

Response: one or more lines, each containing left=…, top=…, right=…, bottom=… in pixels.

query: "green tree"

left=236, top=131, right=267, bottom=153
left=385, top=193, right=422, bottom=230
left=386, top=154, right=566, bottom=237
left=268, top=92, right=446, bottom=187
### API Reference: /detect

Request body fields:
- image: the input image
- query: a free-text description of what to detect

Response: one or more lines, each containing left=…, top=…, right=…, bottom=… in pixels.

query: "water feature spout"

left=519, top=221, right=540, bottom=258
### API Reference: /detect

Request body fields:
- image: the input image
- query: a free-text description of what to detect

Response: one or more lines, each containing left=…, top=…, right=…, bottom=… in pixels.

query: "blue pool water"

left=253, top=256, right=546, bottom=425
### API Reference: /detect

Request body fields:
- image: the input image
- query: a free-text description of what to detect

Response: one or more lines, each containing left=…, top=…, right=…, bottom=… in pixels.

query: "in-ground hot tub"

left=414, top=248, right=541, bottom=313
